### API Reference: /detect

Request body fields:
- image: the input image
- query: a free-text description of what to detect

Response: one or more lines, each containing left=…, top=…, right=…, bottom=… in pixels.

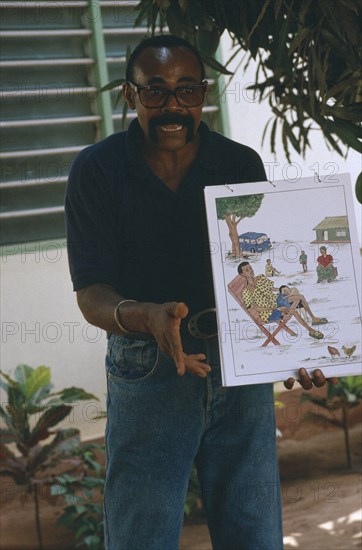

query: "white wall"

left=219, top=34, right=361, bottom=244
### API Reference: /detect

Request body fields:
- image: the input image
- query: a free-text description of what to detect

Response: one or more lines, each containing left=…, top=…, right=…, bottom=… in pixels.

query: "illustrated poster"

left=204, top=174, right=361, bottom=386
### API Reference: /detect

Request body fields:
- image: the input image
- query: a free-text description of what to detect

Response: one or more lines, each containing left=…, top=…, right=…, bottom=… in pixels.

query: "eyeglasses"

left=128, top=80, right=207, bottom=108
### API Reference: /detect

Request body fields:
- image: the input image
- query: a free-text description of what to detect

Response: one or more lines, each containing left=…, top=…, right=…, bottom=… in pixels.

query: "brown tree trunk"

left=225, top=214, right=244, bottom=257
left=33, top=482, right=44, bottom=550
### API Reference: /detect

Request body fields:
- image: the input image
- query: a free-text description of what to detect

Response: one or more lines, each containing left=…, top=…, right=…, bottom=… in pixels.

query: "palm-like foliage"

left=132, top=0, right=361, bottom=161
left=0, top=364, right=98, bottom=549
left=301, top=376, right=362, bottom=470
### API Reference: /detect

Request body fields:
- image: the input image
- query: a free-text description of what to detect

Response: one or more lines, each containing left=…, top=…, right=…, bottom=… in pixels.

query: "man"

left=299, top=250, right=308, bottom=272
left=238, top=262, right=327, bottom=339
left=265, top=258, right=281, bottom=276
left=65, top=35, right=329, bottom=550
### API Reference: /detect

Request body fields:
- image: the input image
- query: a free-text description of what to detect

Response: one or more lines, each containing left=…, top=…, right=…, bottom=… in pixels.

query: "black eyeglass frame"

left=127, top=80, right=208, bottom=109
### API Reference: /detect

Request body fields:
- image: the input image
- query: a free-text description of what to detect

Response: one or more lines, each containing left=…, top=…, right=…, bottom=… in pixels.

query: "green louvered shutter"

left=0, top=0, right=224, bottom=246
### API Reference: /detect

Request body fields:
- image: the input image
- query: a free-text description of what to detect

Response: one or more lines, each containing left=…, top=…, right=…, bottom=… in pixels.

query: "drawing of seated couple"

left=235, top=261, right=328, bottom=340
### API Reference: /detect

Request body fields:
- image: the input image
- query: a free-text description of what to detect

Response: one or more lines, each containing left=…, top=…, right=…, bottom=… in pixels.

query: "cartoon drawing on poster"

left=204, top=174, right=361, bottom=387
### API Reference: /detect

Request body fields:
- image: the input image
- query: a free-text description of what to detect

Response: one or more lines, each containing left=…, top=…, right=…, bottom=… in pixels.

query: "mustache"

left=148, top=114, right=195, bottom=144
left=149, top=113, right=194, bottom=128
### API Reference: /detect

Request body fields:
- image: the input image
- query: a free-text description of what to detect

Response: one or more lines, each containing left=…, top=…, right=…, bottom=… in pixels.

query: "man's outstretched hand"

left=146, top=301, right=211, bottom=378
left=284, top=368, right=338, bottom=390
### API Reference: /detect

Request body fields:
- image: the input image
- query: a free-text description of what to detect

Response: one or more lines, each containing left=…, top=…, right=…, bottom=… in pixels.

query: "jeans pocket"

left=106, top=334, right=159, bottom=383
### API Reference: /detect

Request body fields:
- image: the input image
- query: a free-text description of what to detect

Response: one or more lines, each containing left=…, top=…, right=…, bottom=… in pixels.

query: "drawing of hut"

left=311, top=216, right=350, bottom=243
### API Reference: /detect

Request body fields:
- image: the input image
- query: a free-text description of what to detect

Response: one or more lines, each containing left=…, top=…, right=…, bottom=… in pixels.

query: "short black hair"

left=237, top=261, right=250, bottom=274
left=279, top=285, right=288, bottom=293
left=126, top=35, right=205, bottom=82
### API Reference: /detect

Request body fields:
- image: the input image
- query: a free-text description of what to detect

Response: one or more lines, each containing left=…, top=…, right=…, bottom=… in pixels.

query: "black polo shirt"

left=65, top=119, right=266, bottom=316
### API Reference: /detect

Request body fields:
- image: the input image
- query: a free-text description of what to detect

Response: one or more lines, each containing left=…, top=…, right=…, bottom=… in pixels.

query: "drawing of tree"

left=216, top=194, right=264, bottom=257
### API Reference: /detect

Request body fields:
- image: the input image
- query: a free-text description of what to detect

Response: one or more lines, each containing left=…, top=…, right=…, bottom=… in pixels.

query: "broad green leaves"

left=0, top=365, right=98, bottom=487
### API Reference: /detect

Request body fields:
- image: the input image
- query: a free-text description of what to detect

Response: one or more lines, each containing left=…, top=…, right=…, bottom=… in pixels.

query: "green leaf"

left=24, top=366, right=51, bottom=401
left=28, top=405, right=72, bottom=447
left=248, top=0, right=271, bottom=42
left=84, top=535, right=101, bottom=547
left=281, top=120, right=291, bottom=163
left=321, top=128, right=345, bottom=156
left=165, top=1, right=185, bottom=36
left=261, top=116, right=272, bottom=147
left=196, top=28, right=221, bottom=58
left=270, top=117, right=278, bottom=155
left=344, top=390, right=357, bottom=403
left=274, top=16, right=291, bottom=76
left=325, top=76, right=360, bottom=100
left=322, top=103, right=362, bottom=122
left=329, top=119, right=362, bottom=153
left=60, top=504, right=77, bottom=515
left=75, top=505, right=87, bottom=514
left=0, top=370, right=19, bottom=390
left=30, top=428, right=79, bottom=471
left=101, top=78, right=126, bottom=92
left=289, top=28, right=311, bottom=55
left=202, top=55, right=233, bottom=75
left=274, top=0, right=282, bottom=18
left=51, top=484, right=67, bottom=496
left=14, top=364, right=33, bottom=389
left=283, top=120, right=301, bottom=154
left=134, top=0, right=158, bottom=30
left=50, top=387, right=99, bottom=404
left=7, top=384, right=24, bottom=408
left=75, top=524, right=93, bottom=538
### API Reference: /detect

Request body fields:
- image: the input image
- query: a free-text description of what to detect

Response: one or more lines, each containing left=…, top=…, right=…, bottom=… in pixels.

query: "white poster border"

left=204, top=173, right=362, bottom=386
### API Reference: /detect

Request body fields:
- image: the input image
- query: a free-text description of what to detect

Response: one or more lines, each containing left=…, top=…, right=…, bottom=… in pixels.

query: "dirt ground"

left=180, top=387, right=362, bottom=550
left=1, top=387, right=361, bottom=550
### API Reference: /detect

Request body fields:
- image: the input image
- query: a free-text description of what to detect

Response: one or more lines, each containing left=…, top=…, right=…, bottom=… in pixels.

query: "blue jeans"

left=104, top=333, right=283, bottom=550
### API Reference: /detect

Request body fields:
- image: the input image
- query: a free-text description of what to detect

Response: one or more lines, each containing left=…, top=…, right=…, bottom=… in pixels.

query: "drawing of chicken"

left=328, top=345, right=340, bottom=358
left=342, top=345, right=356, bottom=358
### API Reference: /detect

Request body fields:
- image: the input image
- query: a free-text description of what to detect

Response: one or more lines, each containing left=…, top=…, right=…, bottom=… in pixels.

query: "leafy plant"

left=132, top=0, right=361, bottom=160
left=54, top=454, right=205, bottom=545
left=301, top=376, right=362, bottom=469
left=53, top=446, right=201, bottom=547
left=0, top=364, right=98, bottom=550
left=51, top=443, right=105, bottom=550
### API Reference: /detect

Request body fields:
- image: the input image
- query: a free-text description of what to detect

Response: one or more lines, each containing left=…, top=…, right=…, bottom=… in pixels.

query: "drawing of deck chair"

left=227, top=274, right=297, bottom=347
